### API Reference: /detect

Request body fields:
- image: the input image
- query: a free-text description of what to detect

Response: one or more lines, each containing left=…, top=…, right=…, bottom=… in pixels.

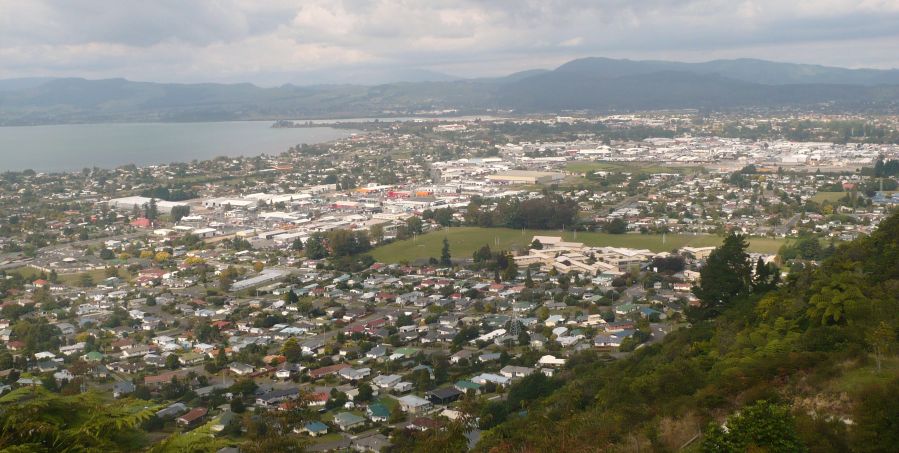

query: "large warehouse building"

left=107, top=196, right=190, bottom=215
left=487, top=170, right=565, bottom=185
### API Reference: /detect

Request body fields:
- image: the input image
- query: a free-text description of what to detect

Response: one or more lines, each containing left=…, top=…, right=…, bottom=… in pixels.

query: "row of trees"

left=140, top=186, right=198, bottom=202
left=464, top=195, right=580, bottom=229
left=304, top=230, right=373, bottom=260
left=472, top=244, right=518, bottom=282
left=871, top=157, right=899, bottom=177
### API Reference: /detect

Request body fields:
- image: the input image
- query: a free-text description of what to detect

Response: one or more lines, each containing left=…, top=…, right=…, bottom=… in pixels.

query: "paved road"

left=609, top=195, right=640, bottom=212
left=310, top=310, right=390, bottom=344
left=776, top=213, right=801, bottom=236
left=0, top=232, right=145, bottom=272
left=648, top=323, right=669, bottom=344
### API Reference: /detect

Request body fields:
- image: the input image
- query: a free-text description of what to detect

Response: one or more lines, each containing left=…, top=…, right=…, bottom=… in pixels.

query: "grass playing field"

left=565, top=161, right=706, bottom=175
left=9, top=266, right=130, bottom=287
left=811, top=191, right=848, bottom=203
left=370, top=227, right=786, bottom=263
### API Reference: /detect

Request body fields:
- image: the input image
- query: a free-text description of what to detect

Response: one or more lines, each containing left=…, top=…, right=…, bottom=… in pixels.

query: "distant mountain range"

left=3, top=57, right=899, bottom=125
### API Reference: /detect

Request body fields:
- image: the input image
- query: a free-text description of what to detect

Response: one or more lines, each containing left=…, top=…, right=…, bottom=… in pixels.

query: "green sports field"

left=565, top=161, right=706, bottom=175
left=370, top=227, right=785, bottom=263
left=9, top=266, right=131, bottom=286
left=811, top=191, right=847, bottom=203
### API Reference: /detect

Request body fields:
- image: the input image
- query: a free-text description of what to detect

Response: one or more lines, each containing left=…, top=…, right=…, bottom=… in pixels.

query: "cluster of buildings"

left=0, top=112, right=896, bottom=451
left=1, top=225, right=725, bottom=450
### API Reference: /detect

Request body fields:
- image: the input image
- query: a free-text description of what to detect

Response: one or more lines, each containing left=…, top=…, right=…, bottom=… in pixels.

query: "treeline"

left=471, top=244, right=518, bottom=282
left=717, top=120, right=899, bottom=144
left=464, top=195, right=579, bottom=229
left=139, top=186, right=198, bottom=201
left=872, top=158, right=899, bottom=177
left=778, top=235, right=836, bottom=261
left=302, top=230, right=376, bottom=271
left=304, top=229, right=372, bottom=259
left=413, top=196, right=580, bottom=231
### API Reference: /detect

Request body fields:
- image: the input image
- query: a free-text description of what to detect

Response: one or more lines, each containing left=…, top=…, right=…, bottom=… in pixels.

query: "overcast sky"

left=2, top=0, right=899, bottom=85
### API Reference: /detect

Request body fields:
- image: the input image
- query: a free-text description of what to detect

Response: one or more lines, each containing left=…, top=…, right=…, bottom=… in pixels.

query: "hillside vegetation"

left=402, top=213, right=899, bottom=452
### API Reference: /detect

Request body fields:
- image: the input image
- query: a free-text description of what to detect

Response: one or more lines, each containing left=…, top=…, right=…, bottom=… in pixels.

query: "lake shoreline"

left=0, top=121, right=356, bottom=173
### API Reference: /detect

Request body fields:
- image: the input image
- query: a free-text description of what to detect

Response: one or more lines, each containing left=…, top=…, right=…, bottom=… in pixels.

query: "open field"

left=565, top=161, right=706, bottom=175
left=370, top=227, right=786, bottom=263
left=811, top=191, right=847, bottom=203
left=9, top=266, right=130, bottom=286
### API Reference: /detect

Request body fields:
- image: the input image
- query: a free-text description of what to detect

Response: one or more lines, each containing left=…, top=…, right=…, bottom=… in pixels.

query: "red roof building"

left=130, top=218, right=153, bottom=229
left=177, top=407, right=208, bottom=426
left=210, top=320, right=231, bottom=330
left=309, top=363, right=350, bottom=379
left=144, top=370, right=185, bottom=387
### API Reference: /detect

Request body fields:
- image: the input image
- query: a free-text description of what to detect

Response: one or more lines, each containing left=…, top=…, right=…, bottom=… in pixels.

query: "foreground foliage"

left=0, top=388, right=156, bottom=452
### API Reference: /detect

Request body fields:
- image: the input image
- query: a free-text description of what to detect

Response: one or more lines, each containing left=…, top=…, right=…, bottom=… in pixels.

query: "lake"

left=0, top=121, right=355, bottom=172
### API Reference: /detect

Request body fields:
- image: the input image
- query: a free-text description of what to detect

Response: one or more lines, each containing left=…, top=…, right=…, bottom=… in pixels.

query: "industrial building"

left=486, top=170, right=565, bottom=185
left=107, top=196, right=190, bottom=214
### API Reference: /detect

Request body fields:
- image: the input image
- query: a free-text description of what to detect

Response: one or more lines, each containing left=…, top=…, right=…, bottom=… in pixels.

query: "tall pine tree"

left=692, top=232, right=752, bottom=317
left=440, top=237, right=452, bottom=267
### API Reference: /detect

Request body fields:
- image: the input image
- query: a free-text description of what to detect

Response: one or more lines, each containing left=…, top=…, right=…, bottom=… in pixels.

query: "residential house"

left=396, top=394, right=432, bottom=414
left=334, top=412, right=366, bottom=431
left=176, top=407, right=208, bottom=427
left=426, top=387, right=462, bottom=405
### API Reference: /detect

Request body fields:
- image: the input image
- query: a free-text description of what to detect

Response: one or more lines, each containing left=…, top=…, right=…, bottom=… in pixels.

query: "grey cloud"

left=1, top=0, right=898, bottom=84
left=0, top=0, right=294, bottom=46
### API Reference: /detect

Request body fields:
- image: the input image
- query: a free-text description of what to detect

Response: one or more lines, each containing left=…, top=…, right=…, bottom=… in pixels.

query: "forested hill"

left=412, top=212, right=899, bottom=452
left=6, top=57, right=899, bottom=124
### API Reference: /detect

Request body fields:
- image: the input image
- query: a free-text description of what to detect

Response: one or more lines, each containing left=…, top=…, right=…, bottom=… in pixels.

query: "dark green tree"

left=501, top=255, right=518, bottom=282
left=304, top=234, right=328, bottom=260
left=701, top=400, right=805, bottom=453
left=406, top=216, right=423, bottom=235
left=357, top=383, right=374, bottom=402
left=440, top=237, right=452, bottom=267
left=281, top=338, right=302, bottom=363
left=605, top=218, right=628, bottom=234
left=165, top=354, right=180, bottom=370
left=692, top=233, right=752, bottom=317
left=752, top=257, right=780, bottom=292
left=170, top=205, right=190, bottom=222
left=145, top=198, right=158, bottom=221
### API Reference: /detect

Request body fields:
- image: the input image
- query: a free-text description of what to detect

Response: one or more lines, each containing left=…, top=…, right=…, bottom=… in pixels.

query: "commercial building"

left=487, top=170, right=565, bottom=185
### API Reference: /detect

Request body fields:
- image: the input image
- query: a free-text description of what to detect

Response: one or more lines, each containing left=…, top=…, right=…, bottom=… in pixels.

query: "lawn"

left=369, top=227, right=786, bottom=263
left=309, top=433, right=345, bottom=445
left=376, top=396, right=399, bottom=414
left=812, top=191, right=848, bottom=203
